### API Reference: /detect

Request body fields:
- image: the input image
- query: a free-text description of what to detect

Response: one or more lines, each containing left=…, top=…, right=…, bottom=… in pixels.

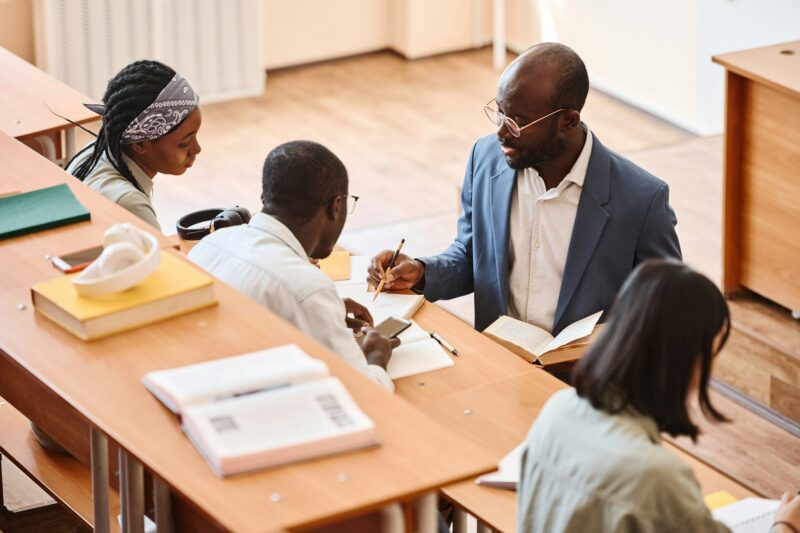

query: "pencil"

left=373, top=238, right=405, bottom=301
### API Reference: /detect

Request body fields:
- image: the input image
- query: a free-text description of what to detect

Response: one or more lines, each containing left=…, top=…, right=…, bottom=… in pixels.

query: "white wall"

left=531, top=0, right=800, bottom=135
left=696, top=0, right=800, bottom=134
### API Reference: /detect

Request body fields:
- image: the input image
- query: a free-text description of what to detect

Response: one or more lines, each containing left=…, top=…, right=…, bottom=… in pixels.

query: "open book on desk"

left=483, top=311, right=603, bottom=367
left=142, top=345, right=378, bottom=477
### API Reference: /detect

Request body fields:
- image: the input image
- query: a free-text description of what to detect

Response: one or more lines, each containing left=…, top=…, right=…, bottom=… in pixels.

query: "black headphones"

left=176, top=206, right=252, bottom=241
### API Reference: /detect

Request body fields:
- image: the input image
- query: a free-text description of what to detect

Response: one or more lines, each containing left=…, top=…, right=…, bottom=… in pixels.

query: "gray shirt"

left=67, top=144, right=160, bottom=230
left=517, top=389, right=730, bottom=533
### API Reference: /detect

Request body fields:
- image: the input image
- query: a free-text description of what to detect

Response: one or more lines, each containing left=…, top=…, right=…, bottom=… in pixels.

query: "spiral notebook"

left=712, top=498, right=780, bottom=533
left=336, top=283, right=425, bottom=324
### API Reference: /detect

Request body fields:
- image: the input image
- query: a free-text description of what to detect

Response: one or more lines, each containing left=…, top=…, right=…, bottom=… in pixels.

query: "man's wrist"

left=772, top=521, right=800, bottom=533
left=411, top=259, right=426, bottom=293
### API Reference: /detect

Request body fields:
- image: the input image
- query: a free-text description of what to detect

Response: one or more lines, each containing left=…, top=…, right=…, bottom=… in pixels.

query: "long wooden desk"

left=398, top=300, right=761, bottom=532
left=0, top=132, right=497, bottom=532
left=0, top=46, right=99, bottom=162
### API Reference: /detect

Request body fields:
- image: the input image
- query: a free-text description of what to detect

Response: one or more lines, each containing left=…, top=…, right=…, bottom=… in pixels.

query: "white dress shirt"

left=188, top=212, right=394, bottom=391
left=507, top=128, right=593, bottom=332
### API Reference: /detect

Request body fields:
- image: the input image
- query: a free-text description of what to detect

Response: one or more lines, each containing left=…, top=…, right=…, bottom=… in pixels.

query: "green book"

left=0, top=183, right=90, bottom=240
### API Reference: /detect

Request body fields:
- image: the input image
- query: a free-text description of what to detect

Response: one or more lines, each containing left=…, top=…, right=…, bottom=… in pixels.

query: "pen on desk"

left=430, top=331, right=459, bottom=356
left=373, top=238, right=405, bottom=302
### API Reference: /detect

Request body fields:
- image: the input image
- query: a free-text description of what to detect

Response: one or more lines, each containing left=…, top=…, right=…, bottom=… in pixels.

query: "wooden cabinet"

left=713, top=41, right=800, bottom=311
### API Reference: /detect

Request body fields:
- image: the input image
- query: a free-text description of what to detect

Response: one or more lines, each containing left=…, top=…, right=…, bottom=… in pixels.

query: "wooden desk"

left=402, top=302, right=761, bottom=532
left=0, top=132, right=174, bottom=291
left=0, top=134, right=496, bottom=532
left=0, top=46, right=99, bottom=162
left=713, top=41, right=800, bottom=312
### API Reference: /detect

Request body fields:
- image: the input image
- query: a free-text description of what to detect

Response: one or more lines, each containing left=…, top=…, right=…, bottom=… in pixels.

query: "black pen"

left=430, top=331, right=459, bottom=356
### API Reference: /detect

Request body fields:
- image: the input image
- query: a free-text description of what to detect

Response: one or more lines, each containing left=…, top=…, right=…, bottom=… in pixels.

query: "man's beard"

left=503, top=121, right=565, bottom=170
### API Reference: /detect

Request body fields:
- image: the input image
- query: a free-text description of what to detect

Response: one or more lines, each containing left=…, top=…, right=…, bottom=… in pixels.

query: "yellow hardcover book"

left=31, top=253, right=217, bottom=340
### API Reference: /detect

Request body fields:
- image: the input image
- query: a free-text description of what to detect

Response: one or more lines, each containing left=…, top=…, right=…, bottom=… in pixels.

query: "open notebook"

left=336, top=283, right=425, bottom=324
left=712, top=498, right=780, bottom=533
left=387, top=321, right=454, bottom=379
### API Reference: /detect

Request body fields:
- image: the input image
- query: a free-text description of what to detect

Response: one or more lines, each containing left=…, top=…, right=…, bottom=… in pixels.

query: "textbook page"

left=183, top=377, right=377, bottom=476
left=476, top=441, right=525, bottom=490
left=387, top=322, right=453, bottom=379
left=485, top=316, right=554, bottom=356
left=142, top=345, right=329, bottom=413
left=712, top=498, right=780, bottom=533
left=542, top=311, right=603, bottom=353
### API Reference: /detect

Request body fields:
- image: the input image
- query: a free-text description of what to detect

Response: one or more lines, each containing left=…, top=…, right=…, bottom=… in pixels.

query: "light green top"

left=517, top=388, right=731, bottom=533
left=67, top=144, right=160, bottom=230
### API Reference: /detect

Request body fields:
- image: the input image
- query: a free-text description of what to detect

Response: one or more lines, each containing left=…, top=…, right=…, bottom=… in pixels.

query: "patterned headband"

left=84, top=73, right=199, bottom=144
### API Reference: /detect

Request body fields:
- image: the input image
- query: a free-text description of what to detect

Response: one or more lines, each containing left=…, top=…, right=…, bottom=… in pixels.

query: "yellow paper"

left=31, top=252, right=213, bottom=321
left=704, top=490, right=738, bottom=510
left=318, top=250, right=351, bottom=281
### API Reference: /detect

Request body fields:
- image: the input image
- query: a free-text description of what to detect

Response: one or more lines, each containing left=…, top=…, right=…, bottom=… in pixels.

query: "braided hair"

left=68, top=60, right=176, bottom=193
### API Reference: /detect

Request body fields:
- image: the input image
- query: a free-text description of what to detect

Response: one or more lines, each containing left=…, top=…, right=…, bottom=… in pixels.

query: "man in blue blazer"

left=369, top=43, right=681, bottom=334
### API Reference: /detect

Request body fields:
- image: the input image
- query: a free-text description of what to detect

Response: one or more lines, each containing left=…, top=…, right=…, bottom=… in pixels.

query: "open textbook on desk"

left=142, top=345, right=378, bottom=476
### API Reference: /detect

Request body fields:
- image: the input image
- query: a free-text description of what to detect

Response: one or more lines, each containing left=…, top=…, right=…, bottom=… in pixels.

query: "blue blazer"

left=419, top=132, right=682, bottom=334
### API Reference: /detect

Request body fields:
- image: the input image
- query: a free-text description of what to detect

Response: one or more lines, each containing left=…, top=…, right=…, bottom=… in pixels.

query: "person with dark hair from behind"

left=368, top=43, right=681, bottom=342
left=188, top=141, right=398, bottom=391
left=517, top=259, right=800, bottom=532
left=66, top=59, right=202, bottom=230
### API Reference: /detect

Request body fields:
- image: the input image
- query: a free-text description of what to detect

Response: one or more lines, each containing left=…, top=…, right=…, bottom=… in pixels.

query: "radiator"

left=33, top=0, right=265, bottom=104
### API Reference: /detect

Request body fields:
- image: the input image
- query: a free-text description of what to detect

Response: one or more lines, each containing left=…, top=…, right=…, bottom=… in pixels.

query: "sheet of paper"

left=543, top=310, right=603, bottom=353
left=704, top=490, right=738, bottom=511
left=475, top=441, right=525, bottom=490
left=712, top=498, right=780, bottom=533
left=337, top=283, right=424, bottom=324
left=386, top=336, right=454, bottom=379
left=318, top=250, right=351, bottom=281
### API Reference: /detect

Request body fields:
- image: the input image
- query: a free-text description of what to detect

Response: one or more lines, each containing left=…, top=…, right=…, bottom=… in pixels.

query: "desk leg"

left=91, top=427, right=110, bottom=533
left=476, top=522, right=492, bottom=533
left=380, top=503, right=404, bottom=533
left=154, top=477, right=174, bottom=533
left=119, top=449, right=145, bottom=533
left=452, top=506, right=468, bottom=533
left=416, top=492, right=437, bottom=533
left=31, top=134, right=58, bottom=163
left=64, top=128, right=77, bottom=163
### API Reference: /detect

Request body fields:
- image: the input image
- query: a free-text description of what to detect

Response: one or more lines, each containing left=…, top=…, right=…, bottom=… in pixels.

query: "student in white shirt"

left=517, top=259, right=800, bottom=533
left=67, top=60, right=202, bottom=230
left=189, top=140, right=398, bottom=391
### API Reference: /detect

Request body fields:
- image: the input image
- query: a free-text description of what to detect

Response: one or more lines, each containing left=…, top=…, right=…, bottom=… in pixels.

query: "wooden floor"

left=11, top=47, right=799, bottom=523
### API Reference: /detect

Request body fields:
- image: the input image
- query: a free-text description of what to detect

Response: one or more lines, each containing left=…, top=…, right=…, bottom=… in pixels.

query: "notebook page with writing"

left=712, top=498, right=780, bottom=533
left=387, top=321, right=454, bottom=379
left=337, top=283, right=425, bottom=324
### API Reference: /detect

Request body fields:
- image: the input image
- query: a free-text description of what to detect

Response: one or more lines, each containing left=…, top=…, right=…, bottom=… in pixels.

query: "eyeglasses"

left=483, top=98, right=566, bottom=137
left=344, top=194, right=359, bottom=214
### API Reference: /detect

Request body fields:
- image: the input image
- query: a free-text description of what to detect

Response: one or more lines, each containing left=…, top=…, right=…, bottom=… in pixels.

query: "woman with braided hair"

left=66, top=59, right=202, bottom=230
